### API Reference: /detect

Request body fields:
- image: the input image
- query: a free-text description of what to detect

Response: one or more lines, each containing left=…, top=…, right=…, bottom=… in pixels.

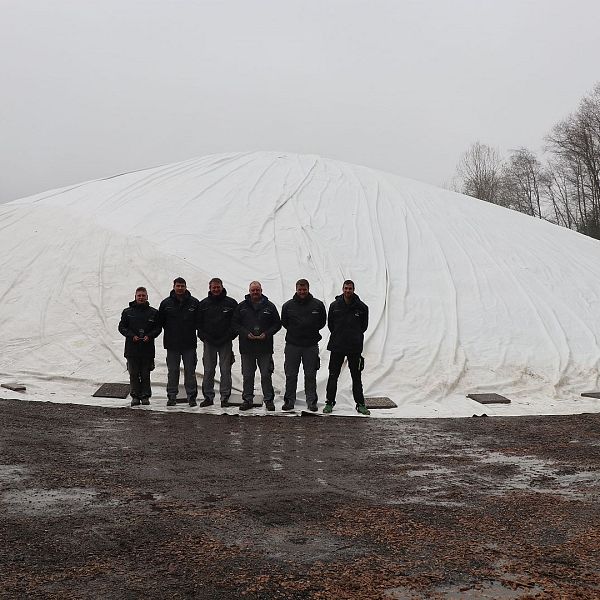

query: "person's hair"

left=296, top=279, right=309, bottom=289
left=173, top=277, right=186, bottom=285
left=249, top=280, right=261, bottom=289
left=209, top=277, right=223, bottom=286
left=343, top=279, right=355, bottom=288
left=135, top=286, right=147, bottom=293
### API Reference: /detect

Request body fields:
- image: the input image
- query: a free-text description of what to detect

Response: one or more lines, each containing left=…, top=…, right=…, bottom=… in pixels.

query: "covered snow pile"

left=1, top=151, right=600, bottom=418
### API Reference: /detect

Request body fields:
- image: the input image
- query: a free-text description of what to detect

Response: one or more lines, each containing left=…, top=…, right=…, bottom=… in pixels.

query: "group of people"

left=118, top=277, right=371, bottom=415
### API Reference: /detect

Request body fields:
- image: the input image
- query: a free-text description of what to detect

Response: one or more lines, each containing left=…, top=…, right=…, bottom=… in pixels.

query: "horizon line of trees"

left=453, top=82, right=600, bottom=240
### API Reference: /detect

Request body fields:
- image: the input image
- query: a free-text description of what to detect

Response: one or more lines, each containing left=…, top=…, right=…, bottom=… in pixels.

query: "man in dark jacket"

left=232, top=281, right=281, bottom=411
left=324, top=280, right=370, bottom=415
left=280, top=279, right=326, bottom=412
left=118, top=287, right=162, bottom=406
left=198, top=277, right=238, bottom=408
left=158, top=277, right=201, bottom=407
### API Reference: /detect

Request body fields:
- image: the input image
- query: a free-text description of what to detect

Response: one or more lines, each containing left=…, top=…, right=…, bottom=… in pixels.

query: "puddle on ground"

left=0, top=464, right=29, bottom=487
left=385, top=580, right=543, bottom=599
left=1, top=487, right=99, bottom=515
left=472, top=452, right=599, bottom=499
left=392, top=495, right=466, bottom=508
left=405, top=466, right=455, bottom=477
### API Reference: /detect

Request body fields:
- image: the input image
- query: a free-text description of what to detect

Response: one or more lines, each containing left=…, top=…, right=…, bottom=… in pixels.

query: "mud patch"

left=2, top=487, right=100, bottom=515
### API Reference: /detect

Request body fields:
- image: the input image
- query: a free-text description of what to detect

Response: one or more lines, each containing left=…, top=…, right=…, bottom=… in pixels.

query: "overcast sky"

left=1, top=0, right=599, bottom=202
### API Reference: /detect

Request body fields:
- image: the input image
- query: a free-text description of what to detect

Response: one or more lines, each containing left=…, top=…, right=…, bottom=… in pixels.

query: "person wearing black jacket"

left=324, top=280, right=370, bottom=415
left=197, top=277, right=238, bottom=408
left=280, top=279, right=326, bottom=412
left=158, top=277, right=201, bottom=407
left=232, top=281, right=281, bottom=411
left=118, top=287, right=162, bottom=406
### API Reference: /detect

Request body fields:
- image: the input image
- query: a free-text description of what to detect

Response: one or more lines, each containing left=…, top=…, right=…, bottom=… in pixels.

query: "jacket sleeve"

left=147, top=310, right=162, bottom=340
left=157, top=301, right=166, bottom=330
left=318, top=301, right=327, bottom=330
left=229, top=301, right=239, bottom=340
left=280, top=302, right=289, bottom=330
left=361, top=304, right=369, bottom=333
left=232, top=304, right=249, bottom=338
left=265, top=304, right=282, bottom=338
left=327, top=302, right=336, bottom=333
left=118, top=310, right=133, bottom=338
left=197, top=305, right=206, bottom=341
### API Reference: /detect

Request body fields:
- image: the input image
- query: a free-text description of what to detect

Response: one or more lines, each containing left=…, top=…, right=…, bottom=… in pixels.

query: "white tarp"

left=2, top=151, right=600, bottom=418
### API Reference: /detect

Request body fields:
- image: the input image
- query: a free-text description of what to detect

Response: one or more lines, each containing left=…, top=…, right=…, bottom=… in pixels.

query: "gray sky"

left=1, top=0, right=599, bottom=202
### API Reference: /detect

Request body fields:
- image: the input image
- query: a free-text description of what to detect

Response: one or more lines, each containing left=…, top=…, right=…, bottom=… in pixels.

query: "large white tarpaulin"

left=2, top=152, right=600, bottom=417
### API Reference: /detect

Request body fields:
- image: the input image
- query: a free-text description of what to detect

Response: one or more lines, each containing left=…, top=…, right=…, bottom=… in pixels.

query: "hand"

left=257, top=333, right=266, bottom=340
left=133, top=336, right=141, bottom=342
left=143, top=336, right=150, bottom=342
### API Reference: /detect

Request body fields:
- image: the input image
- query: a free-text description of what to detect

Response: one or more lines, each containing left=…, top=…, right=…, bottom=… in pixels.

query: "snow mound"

left=2, top=151, right=600, bottom=418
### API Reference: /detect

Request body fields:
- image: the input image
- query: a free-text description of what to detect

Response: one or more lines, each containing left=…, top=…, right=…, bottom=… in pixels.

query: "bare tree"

left=501, top=148, right=546, bottom=218
left=452, top=84, right=600, bottom=239
left=546, top=83, right=600, bottom=238
left=455, top=142, right=505, bottom=205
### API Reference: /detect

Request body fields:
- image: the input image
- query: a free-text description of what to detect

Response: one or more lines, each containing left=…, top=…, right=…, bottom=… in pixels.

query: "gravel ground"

left=1, top=398, right=600, bottom=599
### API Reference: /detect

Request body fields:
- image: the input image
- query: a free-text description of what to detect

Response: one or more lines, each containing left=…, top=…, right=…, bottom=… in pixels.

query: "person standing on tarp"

left=232, top=281, right=281, bottom=412
left=158, top=277, right=201, bottom=407
left=280, top=278, right=327, bottom=412
left=118, top=286, right=162, bottom=407
left=197, top=277, right=238, bottom=408
left=324, top=280, right=370, bottom=415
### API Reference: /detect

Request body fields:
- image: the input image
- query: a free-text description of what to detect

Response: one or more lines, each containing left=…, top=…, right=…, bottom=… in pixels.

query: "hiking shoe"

left=265, top=400, right=275, bottom=411
left=188, top=398, right=198, bottom=407
left=166, top=398, right=177, bottom=407
left=141, top=397, right=150, bottom=406
left=281, top=402, right=294, bottom=412
left=323, top=403, right=333, bottom=414
left=239, top=401, right=253, bottom=411
left=220, top=397, right=231, bottom=408
left=307, top=403, right=318, bottom=412
left=199, top=398, right=214, bottom=407
left=130, top=397, right=141, bottom=407
left=356, top=404, right=371, bottom=416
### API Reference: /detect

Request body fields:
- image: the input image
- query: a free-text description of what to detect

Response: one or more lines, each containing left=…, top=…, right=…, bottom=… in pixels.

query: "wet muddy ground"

left=1, top=399, right=600, bottom=599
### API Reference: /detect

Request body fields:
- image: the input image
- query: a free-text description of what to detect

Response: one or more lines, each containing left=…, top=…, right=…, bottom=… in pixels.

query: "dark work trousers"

left=283, top=343, right=319, bottom=407
left=201, top=341, right=233, bottom=401
left=166, top=348, right=198, bottom=401
left=326, top=352, right=365, bottom=406
left=241, top=353, right=274, bottom=403
left=127, top=357, right=154, bottom=399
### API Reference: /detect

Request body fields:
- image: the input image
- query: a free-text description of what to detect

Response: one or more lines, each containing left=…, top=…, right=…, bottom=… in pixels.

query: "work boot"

left=356, top=404, right=371, bottom=416
left=141, top=397, right=150, bottom=406
left=323, top=403, right=334, bottom=414
left=307, top=402, right=318, bottom=412
left=281, top=401, right=294, bottom=412
left=239, top=400, right=253, bottom=411
left=220, top=396, right=231, bottom=408
left=167, top=397, right=177, bottom=407
left=188, top=398, right=198, bottom=407
left=265, top=400, right=275, bottom=412
left=130, top=397, right=141, bottom=407
left=199, top=398, right=214, bottom=407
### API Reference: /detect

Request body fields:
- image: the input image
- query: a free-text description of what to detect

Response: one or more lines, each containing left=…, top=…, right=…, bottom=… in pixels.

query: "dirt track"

left=1, top=399, right=600, bottom=599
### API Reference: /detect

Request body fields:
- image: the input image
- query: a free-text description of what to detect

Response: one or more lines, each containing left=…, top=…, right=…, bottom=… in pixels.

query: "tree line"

left=454, top=83, right=600, bottom=239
